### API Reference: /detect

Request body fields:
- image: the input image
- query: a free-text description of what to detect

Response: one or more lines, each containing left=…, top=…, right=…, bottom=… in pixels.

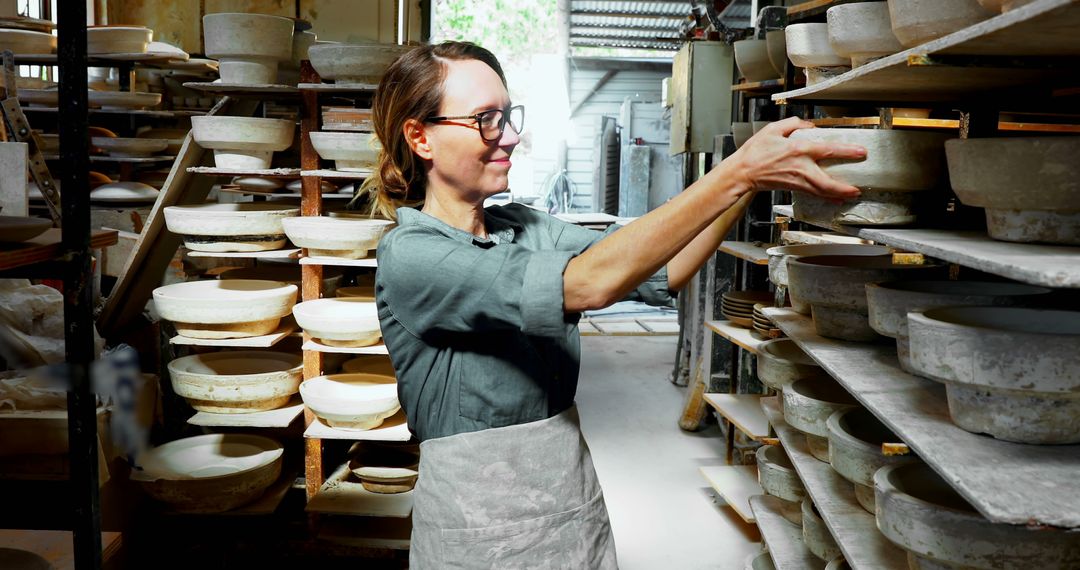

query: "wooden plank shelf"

left=732, top=78, right=786, bottom=94
left=718, top=240, right=771, bottom=265
left=301, top=169, right=371, bottom=179
left=298, top=82, right=379, bottom=93
left=704, top=394, right=771, bottom=441
left=23, top=106, right=207, bottom=117
left=183, top=82, right=300, bottom=98
left=186, top=166, right=301, bottom=178
left=763, top=307, right=1080, bottom=529
left=302, top=339, right=388, bottom=354
left=699, top=465, right=762, bottom=523
left=183, top=248, right=301, bottom=260
left=774, top=0, right=1080, bottom=104
left=41, top=154, right=178, bottom=163
left=300, top=256, right=377, bottom=267
left=170, top=322, right=296, bottom=348
left=810, top=116, right=1080, bottom=133
left=749, top=494, right=826, bottom=570
left=187, top=399, right=304, bottom=428
left=267, top=193, right=354, bottom=200
left=761, top=397, right=908, bottom=570
left=779, top=231, right=873, bottom=246
left=773, top=204, right=794, bottom=219
left=16, top=52, right=179, bottom=65
left=306, top=461, right=413, bottom=517
left=304, top=410, right=412, bottom=442
left=705, top=320, right=766, bottom=354
left=0, top=228, right=117, bottom=272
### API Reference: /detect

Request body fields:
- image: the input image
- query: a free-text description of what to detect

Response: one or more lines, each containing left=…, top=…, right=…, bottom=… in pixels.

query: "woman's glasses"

left=426, top=105, right=525, bottom=142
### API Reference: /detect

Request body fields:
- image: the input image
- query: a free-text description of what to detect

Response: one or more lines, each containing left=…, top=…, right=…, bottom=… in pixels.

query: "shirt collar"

left=395, top=206, right=521, bottom=246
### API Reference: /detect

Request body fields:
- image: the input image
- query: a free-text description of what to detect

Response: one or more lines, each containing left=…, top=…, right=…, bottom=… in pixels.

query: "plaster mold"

left=887, top=0, right=992, bottom=47
left=281, top=216, right=393, bottom=259
left=827, top=2, right=904, bottom=67
left=756, top=338, right=825, bottom=393
left=783, top=377, right=859, bottom=462
left=826, top=407, right=913, bottom=513
left=802, top=499, right=842, bottom=561
left=308, top=43, right=415, bottom=83
left=203, top=13, right=294, bottom=84
left=300, top=373, right=400, bottom=430
left=734, top=39, right=779, bottom=82
left=766, top=244, right=891, bottom=314
left=190, top=116, right=295, bottom=170
left=309, top=131, right=380, bottom=171
left=292, top=298, right=381, bottom=348
left=164, top=203, right=299, bottom=252
left=167, top=351, right=302, bottom=413
left=152, top=279, right=297, bottom=339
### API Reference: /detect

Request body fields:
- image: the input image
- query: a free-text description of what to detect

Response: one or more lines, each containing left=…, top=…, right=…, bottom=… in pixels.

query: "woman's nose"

left=499, top=124, right=520, bottom=147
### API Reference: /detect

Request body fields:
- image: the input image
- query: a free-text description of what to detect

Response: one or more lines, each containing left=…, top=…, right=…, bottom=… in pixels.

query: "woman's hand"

left=727, top=116, right=865, bottom=201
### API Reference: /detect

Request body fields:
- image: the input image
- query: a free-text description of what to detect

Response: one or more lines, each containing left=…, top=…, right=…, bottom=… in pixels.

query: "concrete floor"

left=576, top=335, right=761, bottom=570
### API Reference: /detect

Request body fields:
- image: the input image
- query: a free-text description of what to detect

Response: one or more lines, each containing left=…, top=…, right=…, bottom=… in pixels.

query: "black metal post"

left=59, top=2, right=103, bottom=569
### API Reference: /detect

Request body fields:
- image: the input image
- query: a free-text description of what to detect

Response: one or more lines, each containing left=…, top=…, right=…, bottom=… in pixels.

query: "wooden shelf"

left=187, top=399, right=304, bottom=428
left=779, top=231, right=874, bottom=246
left=774, top=0, right=1080, bottom=104
left=183, top=82, right=300, bottom=98
left=699, top=465, right=762, bottom=523
left=316, top=516, right=411, bottom=550
left=23, top=106, right=206, bottom=117
left=306, top=461, right=413, bottom=517
left=763, top=307, right=1080, bottom=529
left=749, top=495, right=826, bottom=570
left=732, top=78, right=786, bottom=94
left=298, top=82, right=378, bottom=93
left=718, top=240, right=771, bottom=265
left=704, top=394, right=771, bottom=441
left=183, top=248, right=301, bottom=260
left=300, top=256, right=378, bottom=267
left=0, top=228, right=117, bottom=272
left=810, top=116, right=1080, bottom=132
left=170, top=323, right=296, bottom=348
left=302, top=339, right=388, bottom=354
left=705, top=320, right=765, bottom=354
left=773, top=204, right=794, bottom=219
left=304, top=410, right=412, bottom=442
left=301, top=169, right=371, bottom=179
left=15, top=52, right=179, bottom=65
left=267, top=193, right=353, bottom=200
left=40, top=154, right=178, bottom=163
left=761, top=397, right=908, bottom=569
left=186, top=166, right=300, bottom=178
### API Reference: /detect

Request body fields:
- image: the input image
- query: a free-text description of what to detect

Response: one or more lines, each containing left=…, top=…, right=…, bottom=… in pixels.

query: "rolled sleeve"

left=521, top=249, right=577, bottom=337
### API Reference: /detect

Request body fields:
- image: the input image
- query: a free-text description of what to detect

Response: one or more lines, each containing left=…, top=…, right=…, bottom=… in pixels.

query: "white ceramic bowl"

left=164, top=202, right=299, bottom=252
left=734, top=39, right=779, bottom=82
left=168, top=351, right=302, bottom=413
left=350, top=447, right=419, bottom=493
left=308, top=43, right=415, bottom=83
left=203, top=13, right=294, bottom=84
left=89, top=181, right=159, bottom=203
left=785, top=23, right=848, bottom=68
left=827, top=2, right=904, bottom=67
left=0, top=216, right=51, bottom=243
left=300, top=373, right=400, bottom=430
left=190, top=116, right=295, bottom=169
left=293, top=298, right=381, bottom=347
left=309, top=131, right=379, bottom=171
left=87, top=91, right=161, bottom=110
left=87, top=26, right=152, bottom=55
left=92, top=137, right=168, bottom=157
left=131, top=433, right=283, bottom=513
left=153, top=279, right=297, bottom=339
left=0, top=29, right=56, bottom=54
left=282, top=216, right=394, bottom=259
left=732, top=122, right=753, bottom=148
left=887, top=0, right=993, bottom=48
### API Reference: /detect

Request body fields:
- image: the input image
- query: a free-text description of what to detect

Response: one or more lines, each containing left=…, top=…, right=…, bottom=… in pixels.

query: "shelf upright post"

left=58, top=2, right=103, bottom=569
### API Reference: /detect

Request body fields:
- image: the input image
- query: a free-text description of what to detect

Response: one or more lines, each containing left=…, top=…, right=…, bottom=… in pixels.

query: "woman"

left=367, top=41, right=863, bottom=568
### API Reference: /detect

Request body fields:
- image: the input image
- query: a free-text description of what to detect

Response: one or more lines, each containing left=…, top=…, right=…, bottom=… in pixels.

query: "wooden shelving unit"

left=169, top=322, right=297, bottom=348
left=703, top=394, right=770, bottom=441
left=187, top=399, right=305, bottom=428
left=717, top=240, right=770, bottom=265
left=749, top=495, right=825, bottom=570
left=732, top=78, right=785, bottom=94
left=705, top=320, right=766, bottom=354
left=699, top=465, right=761, bottom=523
left=0, top=228, right=117, bottom=272
left=810, top=115, right=1080, bottom=132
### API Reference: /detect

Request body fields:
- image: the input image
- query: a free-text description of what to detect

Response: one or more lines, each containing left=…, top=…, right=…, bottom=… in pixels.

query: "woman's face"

left=422, top=59, right=520, bottom=202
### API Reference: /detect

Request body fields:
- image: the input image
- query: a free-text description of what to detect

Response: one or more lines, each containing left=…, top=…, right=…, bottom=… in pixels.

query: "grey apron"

left=410, top=406, right=619, bottom=569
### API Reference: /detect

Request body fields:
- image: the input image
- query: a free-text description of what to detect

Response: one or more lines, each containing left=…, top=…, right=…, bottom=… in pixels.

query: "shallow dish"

left=309, top=131, right=380, bottom=171
left=92, top=136, right=168, bottom=157
left=152, top=279, right=297, bottom=339
left=300, top=373, right=399, bottom=430
left=168, top=351, right=302, bottom=413
left=87, top=25, right=152, bottom=55
left=164, top=202, right=298, bottom=252
left=232, top=176, right=285, bottom=193
left=0, top=29, right=55, bottom=54
left=293, top=297, right=381, bottom=347
left=282, top=216, right=394, bottom=259
left=308, top=43, right=415, bottom=83
left=89, top=181, right=159, bottom=203
left=350, top=446, right=419, bottom=494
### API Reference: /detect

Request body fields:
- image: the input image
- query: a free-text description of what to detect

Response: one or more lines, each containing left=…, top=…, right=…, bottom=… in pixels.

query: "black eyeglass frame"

left=425, top=104, right=525, bottom=142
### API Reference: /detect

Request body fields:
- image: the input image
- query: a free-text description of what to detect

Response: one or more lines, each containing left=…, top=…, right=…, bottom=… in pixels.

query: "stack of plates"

left=721, top=290, right=773, bottom=328
left=753, top=303, right=783, bottom=339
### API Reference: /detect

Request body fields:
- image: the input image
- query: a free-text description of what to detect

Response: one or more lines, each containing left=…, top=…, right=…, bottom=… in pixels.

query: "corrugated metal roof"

left=570, top=14, right=686, bottom=29
left=571, top=1, right=691, bottom=17
left=571, top=26, right=683, bottom=39
left=569, top=0, right=689, bottom=52
left=570, top=37, right=680, bottom=51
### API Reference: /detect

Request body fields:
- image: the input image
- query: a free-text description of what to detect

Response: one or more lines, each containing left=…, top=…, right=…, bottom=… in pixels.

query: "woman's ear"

left=403, top=118, right=433, bottom=160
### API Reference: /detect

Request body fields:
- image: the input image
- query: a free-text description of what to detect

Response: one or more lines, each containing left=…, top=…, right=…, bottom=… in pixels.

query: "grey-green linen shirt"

left=375, top=204, right=675, bottom=442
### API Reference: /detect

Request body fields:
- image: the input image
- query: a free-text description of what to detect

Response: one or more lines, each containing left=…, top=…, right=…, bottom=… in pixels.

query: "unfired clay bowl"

left=300, top=373, right=400, bottom=430
left=946, top=137, right=1080, bottom=244
left=88, top=181, right=159, bottom=203
left=153, top=279, right=297, bottom=339
left=734, top=39, right=779, bottom=82
left=787, top=255, right=947, bottom=341
left=907, top=307, right=1080, bottom=444
left=802, top=498, right=841, bottom=562
left=190, top=116, right=295, bottom=170
left=783, top=377, right=860, bottom=462
left=826, top=407, right=913, bottom=513
left=87, top=26, right=152, bottom=55
left=766, top=30, right=787, bottom=76
left=132, top=433, right=283, bottom=513
left=92, top=137, right=168, bottom=157
left=203, top=13, right=294, bottom=84
left=350, top=447, right=419, bottom=494
left=292, top=298, right=381, bottom=347
left=756, top=338, right=825, bottom=393
left=164, top=203, right=299, bottom=252
left=0, top=29, right=55, bottom=54
left=744, top=551, right=776, bottom=570
left=875, top=462, right=1080, bottom=568
left=341, top=356, right=395, bottom=376
left=231, top=176, right=285, bottom=193
left=0, top=216, right=51, bottom=243
left=827, top=2, right=904, bottom=67
left=755, top=444, right=805, bottom=525
left=788, top=129, right=950, bottom=226
left=887, top=0, right=993, bottom=48
left=977, top=0, right=1037, bottom=12
left=308, top=43, right=414, bottom=83
left=865, top=280, right=1050, bottom=371
left=282, top=216, right=394, bottom=259
left=309, top=131, right=379, bottom=171
left=168, top=351, right=302, bottom=413
left=732, top=122, right=753, bottom=148
left=87, top=91, right=161, bottom=111
left=785, top=23, right=848, bottom=68
left=766, top=244, right=891, bottom=313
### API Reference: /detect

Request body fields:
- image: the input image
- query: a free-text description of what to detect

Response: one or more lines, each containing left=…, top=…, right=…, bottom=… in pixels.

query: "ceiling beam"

left=571, top=40, right=680, bottom=51
left=569, top=11, right=684, bottom=19
left=571, top=25, right=682, bottom=36
left=570, top=34, right=683, bottom=43
left=570, top=57, right=673, bottom=71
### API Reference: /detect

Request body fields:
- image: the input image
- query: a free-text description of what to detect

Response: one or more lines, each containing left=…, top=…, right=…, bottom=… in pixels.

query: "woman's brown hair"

left=358, top=41, right=506, bottom=220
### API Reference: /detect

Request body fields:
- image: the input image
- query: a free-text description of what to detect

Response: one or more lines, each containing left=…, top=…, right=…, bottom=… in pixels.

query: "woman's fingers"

left=771, top=116, right=815, bottom=137
left=806, top=140, right=867, bottom=161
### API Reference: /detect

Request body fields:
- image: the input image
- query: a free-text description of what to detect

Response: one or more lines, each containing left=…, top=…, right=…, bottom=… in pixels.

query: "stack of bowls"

left=722, top=290, right=773, bottom=328
left=751, top=303, right=782, bottom=340
left=757, top=338, right=826, bottom=398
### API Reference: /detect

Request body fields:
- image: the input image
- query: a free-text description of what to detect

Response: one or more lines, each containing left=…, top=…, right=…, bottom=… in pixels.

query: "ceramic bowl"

left=827, top=2, right=904, bottom=67
left=785, top=23, right=848, bottom=68
left=131, top=433, right=283, bottom=513
left=309, top=131, right=379, bottom=171
left=219, top=265, right=342, bottom=294
left=300, top=373, right=400, bottom=430
left=732, top=122, right=753, bottom=148
left=350, top=446, right=419, bottom=494
left=734, top=39, right=779, bottom=82
left=0, top=216, right=50, bottom=242
left=766, top=244, right=892, bottom=313
left=783, top=376, right=860, bottom=461
left=89, top=181, right=159, bottom=204
left=765, top=30, right=787, bottom=76
left=875, top=462, right=1080, bottom=568
left=946, top=137, right=1080, bottom=244
left=190, top=116, right=295, bottom=169
left=168, top=351, right=302, bottom=413
left=802, top=499, right=842, bottom=562
left=147, top=41, right=187, bottom=60
left=907, top=307, right=1080, bottom=444
left=164, top=203, right=299, bottom=252
left=308, top=43, right=415, bottom=83
left=744, top=551, right=776, bottom=570
left=755, top=444, right=806, bottom=508
left=756, top=338, right=825, bottom=393
left=87, top=25, right=152, bottom=55
left=232, top=176, right=285, bottom=193
left=282, top=216, right=394, bottom=259
left=87, top=90, right=161, bottom=110
left=341, top=356, right=395, bottom=376
left=92, top=137, right=168, bottom=157
left=293, top=298, right=381, bottom=347
left=203, top=13, right=294, bottom=84
left=0, top=29, right=55, bottom=54
left=887, top=0, right=993, bottom=48
left=827, top=407, right=913, bottom=513
left=137, top=127, right=188, bottom=154
left=153, top=279, right=297, bottom=339
left=18, top=88, right=58, bottom=107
